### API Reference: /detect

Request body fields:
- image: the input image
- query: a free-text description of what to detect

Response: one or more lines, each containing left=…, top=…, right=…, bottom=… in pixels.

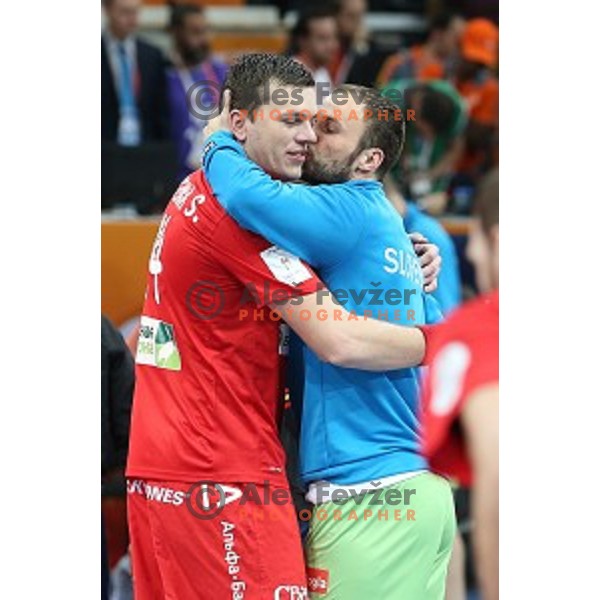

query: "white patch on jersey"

left=430, top=342, right=471, bottom=416
left=260, top=246, right=312, bottom=287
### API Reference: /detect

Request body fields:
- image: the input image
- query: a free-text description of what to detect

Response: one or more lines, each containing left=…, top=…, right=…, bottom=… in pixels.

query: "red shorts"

left=127, top=479, right=308, bottom=600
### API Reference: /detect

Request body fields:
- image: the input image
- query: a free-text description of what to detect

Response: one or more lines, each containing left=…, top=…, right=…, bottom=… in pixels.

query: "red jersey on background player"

left=420, top=290, right=498, bottom=487
left=420, top=168, right=499, bottom=600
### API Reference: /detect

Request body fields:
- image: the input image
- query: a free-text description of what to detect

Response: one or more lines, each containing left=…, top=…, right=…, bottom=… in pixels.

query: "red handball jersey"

left=420, top=290, right=499, bottom=487
left=126, top=170, right=322, bottom=485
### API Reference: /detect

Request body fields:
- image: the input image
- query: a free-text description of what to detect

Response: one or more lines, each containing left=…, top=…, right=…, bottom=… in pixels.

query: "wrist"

left=415, top=325, right=434, bottom=365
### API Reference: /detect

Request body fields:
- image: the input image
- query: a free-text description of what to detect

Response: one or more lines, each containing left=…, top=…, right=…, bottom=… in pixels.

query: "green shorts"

left=304, top=472, right=456, bottom=599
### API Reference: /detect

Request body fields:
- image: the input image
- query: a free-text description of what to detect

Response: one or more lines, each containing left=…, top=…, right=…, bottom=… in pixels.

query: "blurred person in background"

left=384, top=175, right=461, bottom=315
left=290, top=6, right=339, bottom=95
left=102, top=314, right=134, bottom=497
left=101, top=315, right=135, bottom=600
left=167, top=3, right=228, bottom=179
left=329, top=0, right=389, bottom=87
left=101, top=0, right=170, bottom=145
left=377, top=11, right=465, bottom=86
left=420, top=168, right=499, bottom=600
left=453, top=18, right=499, bottom=185
left=385, top=80, right=467, bottom=212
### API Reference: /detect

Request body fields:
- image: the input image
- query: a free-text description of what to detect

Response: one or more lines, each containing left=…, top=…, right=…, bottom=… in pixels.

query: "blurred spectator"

left=102, top=516, right=109, bottom=600
left=420, top=168, right=499, bottom=600
left=453, top=18, right=499, bottom=183
left=166, top=4, right=228, bottom=179
left=101, top=0, right=170, bottom=145
left=384, top=79, right=467, bottom=207
left=101, top=315, right=135, bottom=600
left=377, top=11, right=465, bottom=86
left=101, top=314, right=134, bottom=485
left=290, top=6, right=339, bottom=96
left=384, top=175, right=461, bottom=315
left=329, top=0, right=389, bottom=87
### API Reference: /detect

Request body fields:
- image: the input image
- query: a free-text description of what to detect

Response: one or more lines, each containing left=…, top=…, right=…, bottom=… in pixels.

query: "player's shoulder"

left=166, top=170, right=235, bottom=235
left=309, top=179, right=371, bottom=218
left=187, top=169, right=213, bottom=194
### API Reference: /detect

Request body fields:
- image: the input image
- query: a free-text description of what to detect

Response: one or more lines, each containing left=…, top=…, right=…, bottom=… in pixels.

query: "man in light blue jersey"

left=201, top=56, right=454, bottom=599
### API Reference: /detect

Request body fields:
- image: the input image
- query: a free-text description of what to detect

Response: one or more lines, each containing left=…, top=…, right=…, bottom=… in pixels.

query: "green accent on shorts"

left=305, top=472, right=456, bottom=599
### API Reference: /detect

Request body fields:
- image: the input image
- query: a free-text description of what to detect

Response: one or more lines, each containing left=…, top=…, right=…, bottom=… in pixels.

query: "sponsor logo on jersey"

left=222, top=521, right=247, bottom=599
left=273, top=585, right=308, bottom=599
left=136, top=316, right=181, bottom=371
left=306, top=568, right=329, bottom=595
left=260, top=246, right=312, bottom=287
left=126, top=480, right=186, bottom=506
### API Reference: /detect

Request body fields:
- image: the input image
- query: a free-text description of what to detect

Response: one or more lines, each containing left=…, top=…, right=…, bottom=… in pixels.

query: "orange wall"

left=101, top=220, right=160, bottom=326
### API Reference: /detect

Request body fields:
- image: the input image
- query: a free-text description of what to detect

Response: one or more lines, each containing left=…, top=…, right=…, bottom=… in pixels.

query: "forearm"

left=276, top=293, right=426, bottom=371
left=330, top=317, right=426, bottom=370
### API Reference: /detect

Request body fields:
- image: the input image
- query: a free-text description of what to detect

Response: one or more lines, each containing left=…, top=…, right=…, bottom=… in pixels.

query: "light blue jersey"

left=202, top=132, right=441, bottom=485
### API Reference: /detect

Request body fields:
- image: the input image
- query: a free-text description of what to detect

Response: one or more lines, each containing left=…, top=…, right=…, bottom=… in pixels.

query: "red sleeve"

left=211, top=215, right=323, bottom=308
left=420, top=306, right=498, bottom=487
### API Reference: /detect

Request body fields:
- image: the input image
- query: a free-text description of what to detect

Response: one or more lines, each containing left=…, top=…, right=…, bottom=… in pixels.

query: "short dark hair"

left=339, top=85, right=405, bottom=179
left=169, top=3, right=204, bottom=30
left=473, top=168, right=499, bottom=232
left=222, top=53, right=315, bottom=118
left=292, top=5, right=338, bottom=41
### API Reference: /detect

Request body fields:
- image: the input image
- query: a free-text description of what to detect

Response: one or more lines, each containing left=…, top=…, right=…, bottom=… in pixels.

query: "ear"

left=229, top=109, right=249, bottom=143
left=353, top=147, right=385, bottom=177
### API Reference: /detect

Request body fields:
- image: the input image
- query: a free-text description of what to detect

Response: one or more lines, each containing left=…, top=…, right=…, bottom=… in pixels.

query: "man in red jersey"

left=126, top=54, right=440, bottom=600
left=420, top=168, right=499, bottom=600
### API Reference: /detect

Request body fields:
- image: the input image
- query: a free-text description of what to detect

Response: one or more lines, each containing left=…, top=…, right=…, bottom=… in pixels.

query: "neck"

left=108, top=26, right=129, bottom=42
left=297, top=52, right=321, bottom=72
left=350, top=172, right=379, bottom=183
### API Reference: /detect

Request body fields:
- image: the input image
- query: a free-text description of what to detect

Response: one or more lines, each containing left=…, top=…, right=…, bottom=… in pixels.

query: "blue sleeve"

left=201, top=132, right=367, bottom=269
left=424, top=293, right=444, bottom=324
